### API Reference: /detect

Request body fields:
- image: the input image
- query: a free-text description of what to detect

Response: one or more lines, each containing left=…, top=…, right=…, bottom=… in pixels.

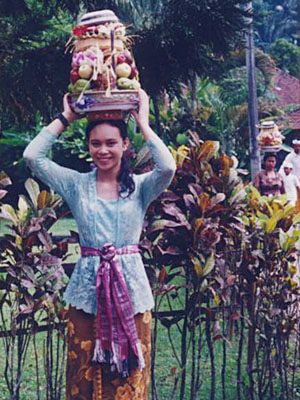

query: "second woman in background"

left=254, top=152, right=285, bottom=197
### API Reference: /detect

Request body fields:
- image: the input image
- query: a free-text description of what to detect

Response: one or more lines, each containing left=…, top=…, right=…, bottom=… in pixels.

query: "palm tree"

left=253, top=0, right=299, bottom=51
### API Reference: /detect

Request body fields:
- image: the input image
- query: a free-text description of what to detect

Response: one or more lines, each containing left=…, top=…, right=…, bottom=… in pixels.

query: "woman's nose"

left=98, top=146, right=109, bottom=154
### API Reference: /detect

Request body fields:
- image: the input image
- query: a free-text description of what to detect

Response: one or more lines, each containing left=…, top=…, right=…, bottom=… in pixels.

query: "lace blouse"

left=23, top=128, right=176, bottom=315
left=254, top=170, right=285, bottom=196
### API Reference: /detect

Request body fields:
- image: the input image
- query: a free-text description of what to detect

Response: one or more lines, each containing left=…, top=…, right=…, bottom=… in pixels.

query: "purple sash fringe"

left=81, top=243, right=145, bottom=376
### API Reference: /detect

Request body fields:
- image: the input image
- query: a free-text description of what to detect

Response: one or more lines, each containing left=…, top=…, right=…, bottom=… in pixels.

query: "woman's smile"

left=88, top=123, right=129, bottom=174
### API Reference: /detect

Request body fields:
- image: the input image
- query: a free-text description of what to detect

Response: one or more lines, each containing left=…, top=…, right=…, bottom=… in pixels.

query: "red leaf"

left=158, top=267, right=168, bottom=283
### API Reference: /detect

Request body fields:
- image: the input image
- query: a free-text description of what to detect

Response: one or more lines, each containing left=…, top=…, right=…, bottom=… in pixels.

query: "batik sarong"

left=66, top=306, right=152, bottom=400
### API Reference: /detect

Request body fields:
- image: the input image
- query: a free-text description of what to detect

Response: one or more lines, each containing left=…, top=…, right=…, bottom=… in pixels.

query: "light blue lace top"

left=23, top=128, right=176, bottom=315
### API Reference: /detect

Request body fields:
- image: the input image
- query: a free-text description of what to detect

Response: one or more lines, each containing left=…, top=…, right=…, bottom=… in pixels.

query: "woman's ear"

left=123, top=137, right=130, bottom=151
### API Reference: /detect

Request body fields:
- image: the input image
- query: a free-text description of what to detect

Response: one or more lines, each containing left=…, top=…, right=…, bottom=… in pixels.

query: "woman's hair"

left=262, top=152, right=277, bottom=170
left=263, top=152, right=277, bottom=163
left=86, top=120, right=135, bottom=198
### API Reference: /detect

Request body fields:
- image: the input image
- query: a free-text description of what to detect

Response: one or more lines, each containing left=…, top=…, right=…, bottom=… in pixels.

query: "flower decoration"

left=75, top=96, right=98, bottom=110
left=73, top=25, right=87, bottom=37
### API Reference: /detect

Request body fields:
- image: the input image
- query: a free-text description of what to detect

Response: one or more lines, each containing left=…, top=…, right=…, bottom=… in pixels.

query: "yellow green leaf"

left=0, top=204, right=18, bottom=225
left=282, top=237, right=298, bottom=252
left=202, top=253, right=215, bottom=277
left=292, top=213, right=300, bottom=225
left=198, top=141, right=220, bottom=161
left=265, top=216, right=278, bottom=234
left=25, top=178, right=40, bottom=208
left=17, top=195, right=29, bottom=222
left=169, top=146, right=177, bottom=161
left=213, top=293, right=221, bottom=306
left=200, top=279, right=208, bottom=293
left=15, top=235, right=22, bottom=250
left=288, top=265, right=297, bottom=276
left=193, top=257, right=203, bottom=278
left=177, top=145, right=189, bottom=165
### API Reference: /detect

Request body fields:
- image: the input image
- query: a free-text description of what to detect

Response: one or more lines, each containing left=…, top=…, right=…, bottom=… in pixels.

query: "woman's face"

left=265, top=156, right=276, bottom=170
left=88, top=123, right=129, bottom=173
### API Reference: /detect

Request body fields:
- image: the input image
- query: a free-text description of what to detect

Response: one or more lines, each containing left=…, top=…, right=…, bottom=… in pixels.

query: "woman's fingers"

left=63, top=93, right=82, bottom=121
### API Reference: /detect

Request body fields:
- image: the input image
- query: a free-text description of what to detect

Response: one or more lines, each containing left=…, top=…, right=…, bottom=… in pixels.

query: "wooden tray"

left=259, top=145, right=281, bottom=153
left=69, top=90, right=139, bottom=116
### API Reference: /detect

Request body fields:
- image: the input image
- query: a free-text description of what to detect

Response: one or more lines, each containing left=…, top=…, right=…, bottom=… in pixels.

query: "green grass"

left=0, top=324, right=66, bottom=400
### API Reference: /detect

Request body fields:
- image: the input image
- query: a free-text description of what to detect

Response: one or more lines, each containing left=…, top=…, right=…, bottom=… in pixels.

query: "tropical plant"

left=0, top=176, right=72, bottom=400
left=237, top=186, right=300, bottom=400
left=141, top=136, right=249, bottom=399
left=140, top=136, right=300, bottom=399
left=253, top=0, right=299, bottom=51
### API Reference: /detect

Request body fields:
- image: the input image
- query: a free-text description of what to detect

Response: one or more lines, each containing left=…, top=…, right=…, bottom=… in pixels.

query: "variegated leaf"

left=17, top=195, right=29, bottom=222
left=0, top=204, right=18, bottom=224
left=25, top=178, right=40, bottom=208
left=202, top=253, right=215, bottom=277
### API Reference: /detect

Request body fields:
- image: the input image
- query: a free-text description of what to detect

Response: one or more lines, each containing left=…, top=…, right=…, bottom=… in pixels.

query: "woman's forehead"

left=89, top=124, right=122, bottom=140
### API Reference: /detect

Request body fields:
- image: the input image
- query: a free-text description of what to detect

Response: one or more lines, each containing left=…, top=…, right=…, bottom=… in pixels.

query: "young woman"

left=23, top=89, right=176, bottom=400
left=254, top=152, right=285, bottom=197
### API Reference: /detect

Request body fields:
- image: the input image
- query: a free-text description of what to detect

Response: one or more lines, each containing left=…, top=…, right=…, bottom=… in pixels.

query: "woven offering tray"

left=67, top=10, right=141, bottom=120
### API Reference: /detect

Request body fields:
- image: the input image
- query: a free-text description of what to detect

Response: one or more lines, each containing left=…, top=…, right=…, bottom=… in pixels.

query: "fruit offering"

left=67, top=9, right=140, bottom=119
left=257, top=121, right=284, bottom=152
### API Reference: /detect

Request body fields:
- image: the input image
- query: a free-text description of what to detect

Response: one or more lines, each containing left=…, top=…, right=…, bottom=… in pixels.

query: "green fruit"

left=72, top=78, right=91, bottom=93
left=176, top=133, right=188, bottom=145
left=117, top=78, right=140, bottom=90
left=117, top=77, right=132, bottom=89
left=130, top=79, right=141, bottom=90
left=68, top=83, right=74, bottom=93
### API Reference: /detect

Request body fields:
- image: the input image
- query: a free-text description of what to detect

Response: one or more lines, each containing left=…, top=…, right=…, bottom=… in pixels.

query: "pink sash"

left=81, top=243, right=145, bottom=376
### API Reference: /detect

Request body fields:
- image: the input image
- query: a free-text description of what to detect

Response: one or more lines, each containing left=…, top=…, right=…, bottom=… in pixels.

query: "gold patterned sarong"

left=66, top=306, right=152, bottom=400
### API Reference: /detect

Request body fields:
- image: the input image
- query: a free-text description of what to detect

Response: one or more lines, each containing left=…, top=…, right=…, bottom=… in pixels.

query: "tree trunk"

left=189, top=72, right=198, bottom=129
left=245, top=2, right=260, bottom=180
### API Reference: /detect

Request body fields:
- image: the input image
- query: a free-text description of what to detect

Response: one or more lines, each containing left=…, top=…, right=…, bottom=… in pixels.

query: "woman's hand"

left=131, top=89, right=150, bottom=131
left=62, top=93, right=81, bottom=123
left=46, top=94, right=81, bottom=136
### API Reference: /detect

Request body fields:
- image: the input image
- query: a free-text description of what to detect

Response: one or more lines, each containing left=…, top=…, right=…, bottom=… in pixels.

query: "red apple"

left=70, top=68, right=80, bottom=84
left=129, top=65, right=138, bottom=79
left=116, top=54, right=127, bottom=64
left=124, top=50, right=133, bottom=65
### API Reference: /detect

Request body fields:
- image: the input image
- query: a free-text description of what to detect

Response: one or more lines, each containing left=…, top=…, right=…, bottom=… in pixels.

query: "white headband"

left=292, top=139, right=300, bottom=145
